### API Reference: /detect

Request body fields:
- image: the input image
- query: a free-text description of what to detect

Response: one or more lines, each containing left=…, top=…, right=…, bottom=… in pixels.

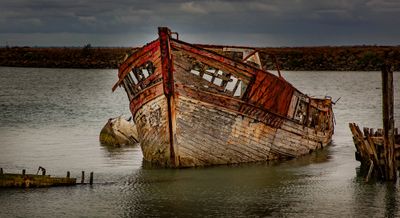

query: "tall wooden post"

left=382, top=64, right=396, bottom=181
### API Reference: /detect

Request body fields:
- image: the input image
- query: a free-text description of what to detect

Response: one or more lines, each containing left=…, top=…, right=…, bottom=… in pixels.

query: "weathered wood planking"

left=115, top=27, right=335, bottom=167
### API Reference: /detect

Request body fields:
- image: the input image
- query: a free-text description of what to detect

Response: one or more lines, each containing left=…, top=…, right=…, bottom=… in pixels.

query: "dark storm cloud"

left=0, top=0, right=399, bottom=46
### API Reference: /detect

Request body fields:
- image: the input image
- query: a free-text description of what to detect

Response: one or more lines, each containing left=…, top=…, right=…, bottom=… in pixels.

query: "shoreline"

left=1, top=46, right=399, bottom=71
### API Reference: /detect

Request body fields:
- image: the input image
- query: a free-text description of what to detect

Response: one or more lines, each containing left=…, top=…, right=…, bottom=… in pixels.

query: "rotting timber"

left=112, top=27, right=335, bottom=167
left=0, top=168, right=76, bottom=188
left=349, top=64, right=398, bottom=181
left=0, top=167, right=95, bottom=188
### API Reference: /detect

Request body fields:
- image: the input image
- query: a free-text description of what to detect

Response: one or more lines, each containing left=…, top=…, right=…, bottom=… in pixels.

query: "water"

left=0, top=67, right=399, bottom=217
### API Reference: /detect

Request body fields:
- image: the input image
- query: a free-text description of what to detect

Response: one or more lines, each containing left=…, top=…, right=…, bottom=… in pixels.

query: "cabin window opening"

left=127, top=73, right=137, bottom=86
left=237, top=81, right=248, bottom=97
left=132, top=68, right=144, bottom=82
left=122, top=79, right=133, bottom=101
left=190, top=69, right=200, bottom=76
left=203, top=73, right=213, bottom=82
left=187, top=61, right=249, bottom=98
left=121, top=61, right=156, bottom=98
left=234, top=81, right=242, bottom=97
left=145, top=61, right=155, bottom=75
left=225, top=77, right=238, bottom=92
left=130, top=61, right=155, bottom=84
left=213, top=77, right=223, bottom=86
left=307, top=105, right=329, bottom=131
left=308, top=107, right=318, bottom=127
left=294, top=99, right=308, bottom=124
left=142, top=69, right=149, bottom=78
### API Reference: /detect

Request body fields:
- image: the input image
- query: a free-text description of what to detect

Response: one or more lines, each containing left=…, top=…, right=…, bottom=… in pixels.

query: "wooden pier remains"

left=0, top=168, right=95, bottom=188
left=349, top=64, right=398, bottom=181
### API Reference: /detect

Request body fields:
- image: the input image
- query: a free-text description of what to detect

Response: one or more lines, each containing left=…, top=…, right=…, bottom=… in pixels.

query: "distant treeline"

left=0, top=45, right=399, bottom=71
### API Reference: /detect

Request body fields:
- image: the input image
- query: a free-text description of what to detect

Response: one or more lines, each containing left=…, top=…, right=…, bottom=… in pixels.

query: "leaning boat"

left=112, top=27, right=335, bottom=167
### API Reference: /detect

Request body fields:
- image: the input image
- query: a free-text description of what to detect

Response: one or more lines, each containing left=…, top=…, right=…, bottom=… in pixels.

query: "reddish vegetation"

left=0, top=45, right=399, bottom=70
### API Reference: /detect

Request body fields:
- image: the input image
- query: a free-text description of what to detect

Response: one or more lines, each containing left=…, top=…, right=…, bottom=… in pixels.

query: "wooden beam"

left=382, top=64, right=396, bottom=181
left=159, top=27, right=178, bottom=167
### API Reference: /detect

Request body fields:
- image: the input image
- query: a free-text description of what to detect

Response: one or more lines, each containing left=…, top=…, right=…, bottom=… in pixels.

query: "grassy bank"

left=0, top=45, right=399, bottom=71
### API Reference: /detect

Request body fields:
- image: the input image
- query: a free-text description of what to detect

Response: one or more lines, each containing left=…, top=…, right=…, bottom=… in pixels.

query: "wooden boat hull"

left=134, top=90, right=333, bottom=167
left=114, top=27, right=334, bottom=167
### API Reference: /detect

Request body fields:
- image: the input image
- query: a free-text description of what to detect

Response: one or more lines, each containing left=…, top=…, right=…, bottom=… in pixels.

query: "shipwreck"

left=112, top=27, right=335, bottom=167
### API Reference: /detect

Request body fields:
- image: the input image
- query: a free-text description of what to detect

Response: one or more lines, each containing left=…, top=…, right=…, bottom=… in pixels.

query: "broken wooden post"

left=382, top=64, right=396, bottom=181
left=22, top=169, right=25, bottom=176
left=89, top=172, right=93, bottom=185
left=42, top=169, right=46, bottom=176
left=0, top=168, right=3, bottom=174
left=67, top=171, right=70, bottom=178
left=81, top=171, right=85, bottom=184
left=366, top=160, right=374, bottom=183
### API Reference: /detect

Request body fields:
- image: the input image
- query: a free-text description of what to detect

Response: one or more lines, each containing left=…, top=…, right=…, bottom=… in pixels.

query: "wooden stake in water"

left=0, top=168, right=3, bottom=174
left=382, top=64, right=396, bottom=181
left=67, top=171, right=70, bottom=178
left=81, top=171, right=85, bottom=184
left=89, top=172, right=93, bottom=185
left=22, top=169, right=25, bottom=176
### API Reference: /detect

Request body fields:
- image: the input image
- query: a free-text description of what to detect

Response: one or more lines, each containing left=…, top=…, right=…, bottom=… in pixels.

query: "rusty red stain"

left=158, top=27, right=177, bottom=166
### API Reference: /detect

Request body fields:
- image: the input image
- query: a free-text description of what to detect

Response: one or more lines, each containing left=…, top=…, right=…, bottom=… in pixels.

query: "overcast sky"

left=0, top=0, right=399, bottom=47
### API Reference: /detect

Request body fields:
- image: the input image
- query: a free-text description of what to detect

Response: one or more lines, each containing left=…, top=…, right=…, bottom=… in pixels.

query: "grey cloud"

left=0, top=0, right=398, bottom=46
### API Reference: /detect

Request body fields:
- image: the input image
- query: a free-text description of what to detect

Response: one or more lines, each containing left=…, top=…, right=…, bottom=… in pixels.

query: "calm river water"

left=0, top=67, right=399, bottom=217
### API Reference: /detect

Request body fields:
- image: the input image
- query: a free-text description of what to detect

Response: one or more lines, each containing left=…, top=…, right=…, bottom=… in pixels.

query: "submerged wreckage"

left=112, top=27, right=335, bottom=167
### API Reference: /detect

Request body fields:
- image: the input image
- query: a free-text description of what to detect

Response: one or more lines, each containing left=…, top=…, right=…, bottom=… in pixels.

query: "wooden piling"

left=42, top=169, right=46, bottom=176
left=366, top=160, right=374, bottom=182
left=89, top=172, right=93, bottom=185
left=382, top=64, right=396, bottom=181
left=22, top=169, right=25, bottom=176
left=0, top=168, right=3, bottom=174
left=67, top=171, right=70, bottom=178
left=81, top=171, right=85, bottom=184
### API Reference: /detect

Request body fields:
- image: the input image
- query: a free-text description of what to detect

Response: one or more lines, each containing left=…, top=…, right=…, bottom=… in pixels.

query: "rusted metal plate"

left=246, top=71, right=295, bottom=116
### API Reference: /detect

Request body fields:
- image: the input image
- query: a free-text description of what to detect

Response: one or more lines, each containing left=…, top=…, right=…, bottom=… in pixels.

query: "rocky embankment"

left=0, top=45, right=399, bottom=71
left=0, top=46, right=132, bottom=69
left=259, top=46, right=400, bottom=71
